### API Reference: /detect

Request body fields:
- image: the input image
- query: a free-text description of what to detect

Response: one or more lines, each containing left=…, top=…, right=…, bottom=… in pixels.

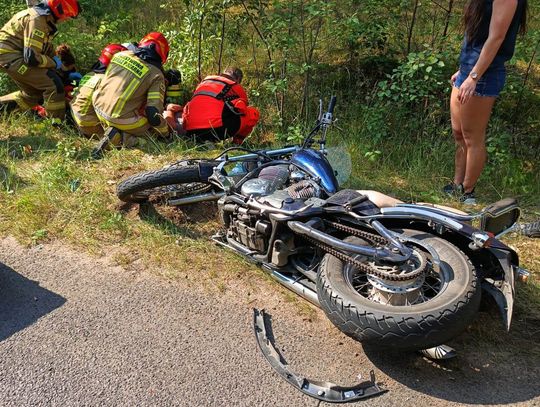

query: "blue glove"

left=53, top=56, right=63, bottom=70
left=68, top=72, right=83, bottom=83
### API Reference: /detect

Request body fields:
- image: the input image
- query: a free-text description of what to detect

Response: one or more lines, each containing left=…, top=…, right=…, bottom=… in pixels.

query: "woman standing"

left=445, top=0, right=527, bottom=205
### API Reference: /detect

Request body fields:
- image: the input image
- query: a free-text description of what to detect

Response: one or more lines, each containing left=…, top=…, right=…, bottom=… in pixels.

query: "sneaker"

left=520, top=221, right=540, bottom=238
left=456, top=184, right=477, bottom=205
left=91, top=127, right=122, bottom=159
left=442, top=182, right=458, bottom=196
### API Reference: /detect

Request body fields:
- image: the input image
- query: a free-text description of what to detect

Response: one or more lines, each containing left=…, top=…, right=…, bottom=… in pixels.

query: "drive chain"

left=304, top=235, right=428, bottom=282
left=324, top=220, right=388, bottom=245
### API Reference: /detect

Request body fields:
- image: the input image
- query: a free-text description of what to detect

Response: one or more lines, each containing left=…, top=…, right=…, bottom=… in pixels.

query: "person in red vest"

left=182, top=67, right=259, bottom=144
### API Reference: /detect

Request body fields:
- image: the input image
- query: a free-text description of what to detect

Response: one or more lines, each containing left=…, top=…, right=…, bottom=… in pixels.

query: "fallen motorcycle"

left=117, top=97, right=529, bottom=351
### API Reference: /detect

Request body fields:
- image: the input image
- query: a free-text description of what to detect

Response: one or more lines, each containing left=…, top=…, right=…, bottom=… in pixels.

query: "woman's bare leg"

left=450, top=87, right=466, bottom=185
left=459, top=95, right=496, bottom=192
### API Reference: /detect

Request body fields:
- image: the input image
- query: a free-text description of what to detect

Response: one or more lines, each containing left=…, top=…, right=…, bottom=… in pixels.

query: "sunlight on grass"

left=0, top=113, right=539, bottom=325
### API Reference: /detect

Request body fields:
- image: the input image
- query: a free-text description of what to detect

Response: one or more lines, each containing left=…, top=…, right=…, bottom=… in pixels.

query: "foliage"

left=0, top=0, right=538, bottom=193
left=377, top=49, right=449, bottom=107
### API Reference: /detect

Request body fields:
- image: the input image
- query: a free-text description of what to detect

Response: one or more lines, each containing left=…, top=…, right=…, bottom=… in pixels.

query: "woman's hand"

left=458, top=76, right=477, bottom=104
left=451, top=70, right=459, bottom=84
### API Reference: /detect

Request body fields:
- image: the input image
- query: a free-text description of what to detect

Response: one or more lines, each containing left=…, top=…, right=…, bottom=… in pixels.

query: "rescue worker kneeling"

left=92, top=32, right=170, bottom=156
left=182, top=67, right=259, bottom=144
left=69, top=43, right=126, bottom=137
left=0, top=0, right=80, bottom=119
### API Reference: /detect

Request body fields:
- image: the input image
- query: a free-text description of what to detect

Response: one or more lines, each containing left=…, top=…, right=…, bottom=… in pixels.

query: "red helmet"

left=48, top=0, right=81, bottom=20
left=139, top=32, right=170, bottom=64
left=98, top=44, right=127, bottom=66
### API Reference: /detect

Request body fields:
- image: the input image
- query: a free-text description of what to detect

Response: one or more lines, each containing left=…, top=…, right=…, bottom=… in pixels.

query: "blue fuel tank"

left=291, top=149, right=339, bottom=195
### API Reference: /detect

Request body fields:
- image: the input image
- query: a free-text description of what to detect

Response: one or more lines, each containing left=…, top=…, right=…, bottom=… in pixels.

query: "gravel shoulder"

left=0, top=236, right=538, bottom=407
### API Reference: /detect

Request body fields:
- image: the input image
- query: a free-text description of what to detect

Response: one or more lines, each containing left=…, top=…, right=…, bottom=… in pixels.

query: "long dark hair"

left=463, top=0, right=528, bottom=42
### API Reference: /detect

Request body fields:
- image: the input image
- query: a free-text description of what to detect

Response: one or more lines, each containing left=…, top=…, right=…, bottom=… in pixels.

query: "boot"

left=91, top=127, right=122, bottom=159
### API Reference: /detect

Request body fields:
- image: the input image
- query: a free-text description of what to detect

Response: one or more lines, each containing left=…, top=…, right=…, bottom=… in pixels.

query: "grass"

left=0, top=111, right=539, bottom=359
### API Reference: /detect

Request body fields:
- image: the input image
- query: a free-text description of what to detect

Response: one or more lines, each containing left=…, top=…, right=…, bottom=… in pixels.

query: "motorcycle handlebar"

left=327, top=95, right=337, bottom=115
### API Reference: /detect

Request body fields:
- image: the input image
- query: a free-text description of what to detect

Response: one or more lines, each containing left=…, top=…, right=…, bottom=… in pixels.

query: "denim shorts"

left=453, top=64, right=506, bottom=97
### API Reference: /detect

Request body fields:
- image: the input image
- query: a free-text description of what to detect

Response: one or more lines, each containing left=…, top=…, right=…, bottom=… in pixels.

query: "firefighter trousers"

left=69, top=108, right=104, bottom=137
left=0, top=55, right=66, bottom=119
left=95, top=108, right=169, bottom=141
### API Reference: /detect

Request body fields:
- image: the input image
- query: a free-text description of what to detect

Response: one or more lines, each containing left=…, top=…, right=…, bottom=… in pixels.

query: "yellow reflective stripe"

left=0, top=48, right=17, bottom=54
left=167, top=91, right=181, bottom=97
left=70, top=107, right=99, bottom=126
left=81, top=97, right=95, bottom=115
left=112, top=78, right=140, bottom=118
left=13, top=92, right=33, bottom=109
left=79, top=96, right=95, bottom=116
left=44, top=100, right=65, bottom=110
left=155, top=124, right=168, bottom=134
left=98, top=114, right=148, bottom=131
left=147, top=92, right=161, bottom=100
left=72, top=114, right=100, bottom=127
left=24, top=37, right=43, bottom=49
left=38, top=54, right=49, bottom=67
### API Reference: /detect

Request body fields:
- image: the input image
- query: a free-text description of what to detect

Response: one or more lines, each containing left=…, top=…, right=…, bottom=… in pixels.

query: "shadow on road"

left=364, top=313, right=540, bottom=405
left=0, top=261, right=65, bottom=342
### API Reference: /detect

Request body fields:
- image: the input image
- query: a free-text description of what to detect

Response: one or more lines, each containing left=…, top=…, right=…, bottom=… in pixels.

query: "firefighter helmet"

left=98, top=44, right=127, bottom=66
left=139, top=32, right=170, bottom=64
left=48, top=0, right=80, bottom=20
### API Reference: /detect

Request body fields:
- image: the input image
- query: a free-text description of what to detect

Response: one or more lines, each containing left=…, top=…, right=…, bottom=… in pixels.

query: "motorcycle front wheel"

left=116, top=162, right=212, bottom=204
left=317, top=229, right=481, bottom=351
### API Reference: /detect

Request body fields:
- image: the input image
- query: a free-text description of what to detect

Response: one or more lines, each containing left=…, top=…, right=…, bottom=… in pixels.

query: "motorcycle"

left=117, top=97, right=530, bottom=351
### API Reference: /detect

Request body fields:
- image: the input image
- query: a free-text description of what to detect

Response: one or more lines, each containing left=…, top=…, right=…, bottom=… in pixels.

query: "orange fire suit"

left=182, top=75, right=259, bottom=144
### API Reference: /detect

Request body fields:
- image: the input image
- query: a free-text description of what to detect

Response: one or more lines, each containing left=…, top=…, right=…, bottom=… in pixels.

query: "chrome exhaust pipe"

left=168, top=191, right=225, bottom=206
left=269, top=269, right=320, bottom=307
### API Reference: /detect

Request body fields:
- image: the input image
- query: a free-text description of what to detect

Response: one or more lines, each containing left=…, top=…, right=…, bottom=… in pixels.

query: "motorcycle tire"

left=317, top=229, right=481, bottom=351
left=117, top=164, right=209, bottom=203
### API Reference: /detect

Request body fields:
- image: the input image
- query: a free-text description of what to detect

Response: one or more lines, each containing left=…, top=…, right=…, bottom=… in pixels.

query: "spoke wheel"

left=316, top=229, right=481, bottom=350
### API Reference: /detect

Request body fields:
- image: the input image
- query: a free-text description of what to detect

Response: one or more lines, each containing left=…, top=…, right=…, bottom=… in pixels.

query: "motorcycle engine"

left=241, top=165, right=321, bottom=201
left=221, top=164, right=322, bottom=254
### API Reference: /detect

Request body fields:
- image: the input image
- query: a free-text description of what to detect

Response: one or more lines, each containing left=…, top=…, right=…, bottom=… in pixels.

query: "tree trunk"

left=407, top=0, right=420, bottom=54
left=443, top=0, right=454, bottom=38
left=217, top=7, right=226, bottom=74
left=197, top=1, right=207, bottom=82
left=511, top=38, right=539, bottom=155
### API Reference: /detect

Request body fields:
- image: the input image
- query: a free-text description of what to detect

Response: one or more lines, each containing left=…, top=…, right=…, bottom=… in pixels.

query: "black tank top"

left=460, top=0, right=526, bottom=68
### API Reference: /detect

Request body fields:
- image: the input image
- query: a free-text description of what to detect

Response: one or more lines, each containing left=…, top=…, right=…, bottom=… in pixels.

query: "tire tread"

left=316, top=235, right=481, bottom=350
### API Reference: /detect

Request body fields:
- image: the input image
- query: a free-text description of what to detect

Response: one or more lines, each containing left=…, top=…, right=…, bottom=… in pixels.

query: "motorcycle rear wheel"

left=116, top=163, right=210, bottom=203
left=317, top=229, right=481, bottom=351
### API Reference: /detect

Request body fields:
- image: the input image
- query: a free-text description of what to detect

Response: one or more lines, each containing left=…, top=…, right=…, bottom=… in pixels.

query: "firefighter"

left=0, top=0, right=80, bottom=119
left=182, top=67, right=260, bottom=144
left=91, top=32, right=170, bottom=157
left=162, top=68, right=184, bottom=134
left=164, top=68, right=182, bottom=105
left=69, top=43, right=127, bottom=137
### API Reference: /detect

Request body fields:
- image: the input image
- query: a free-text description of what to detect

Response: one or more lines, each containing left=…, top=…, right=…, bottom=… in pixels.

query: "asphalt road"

left=0, top=237, right=538, bottom=406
